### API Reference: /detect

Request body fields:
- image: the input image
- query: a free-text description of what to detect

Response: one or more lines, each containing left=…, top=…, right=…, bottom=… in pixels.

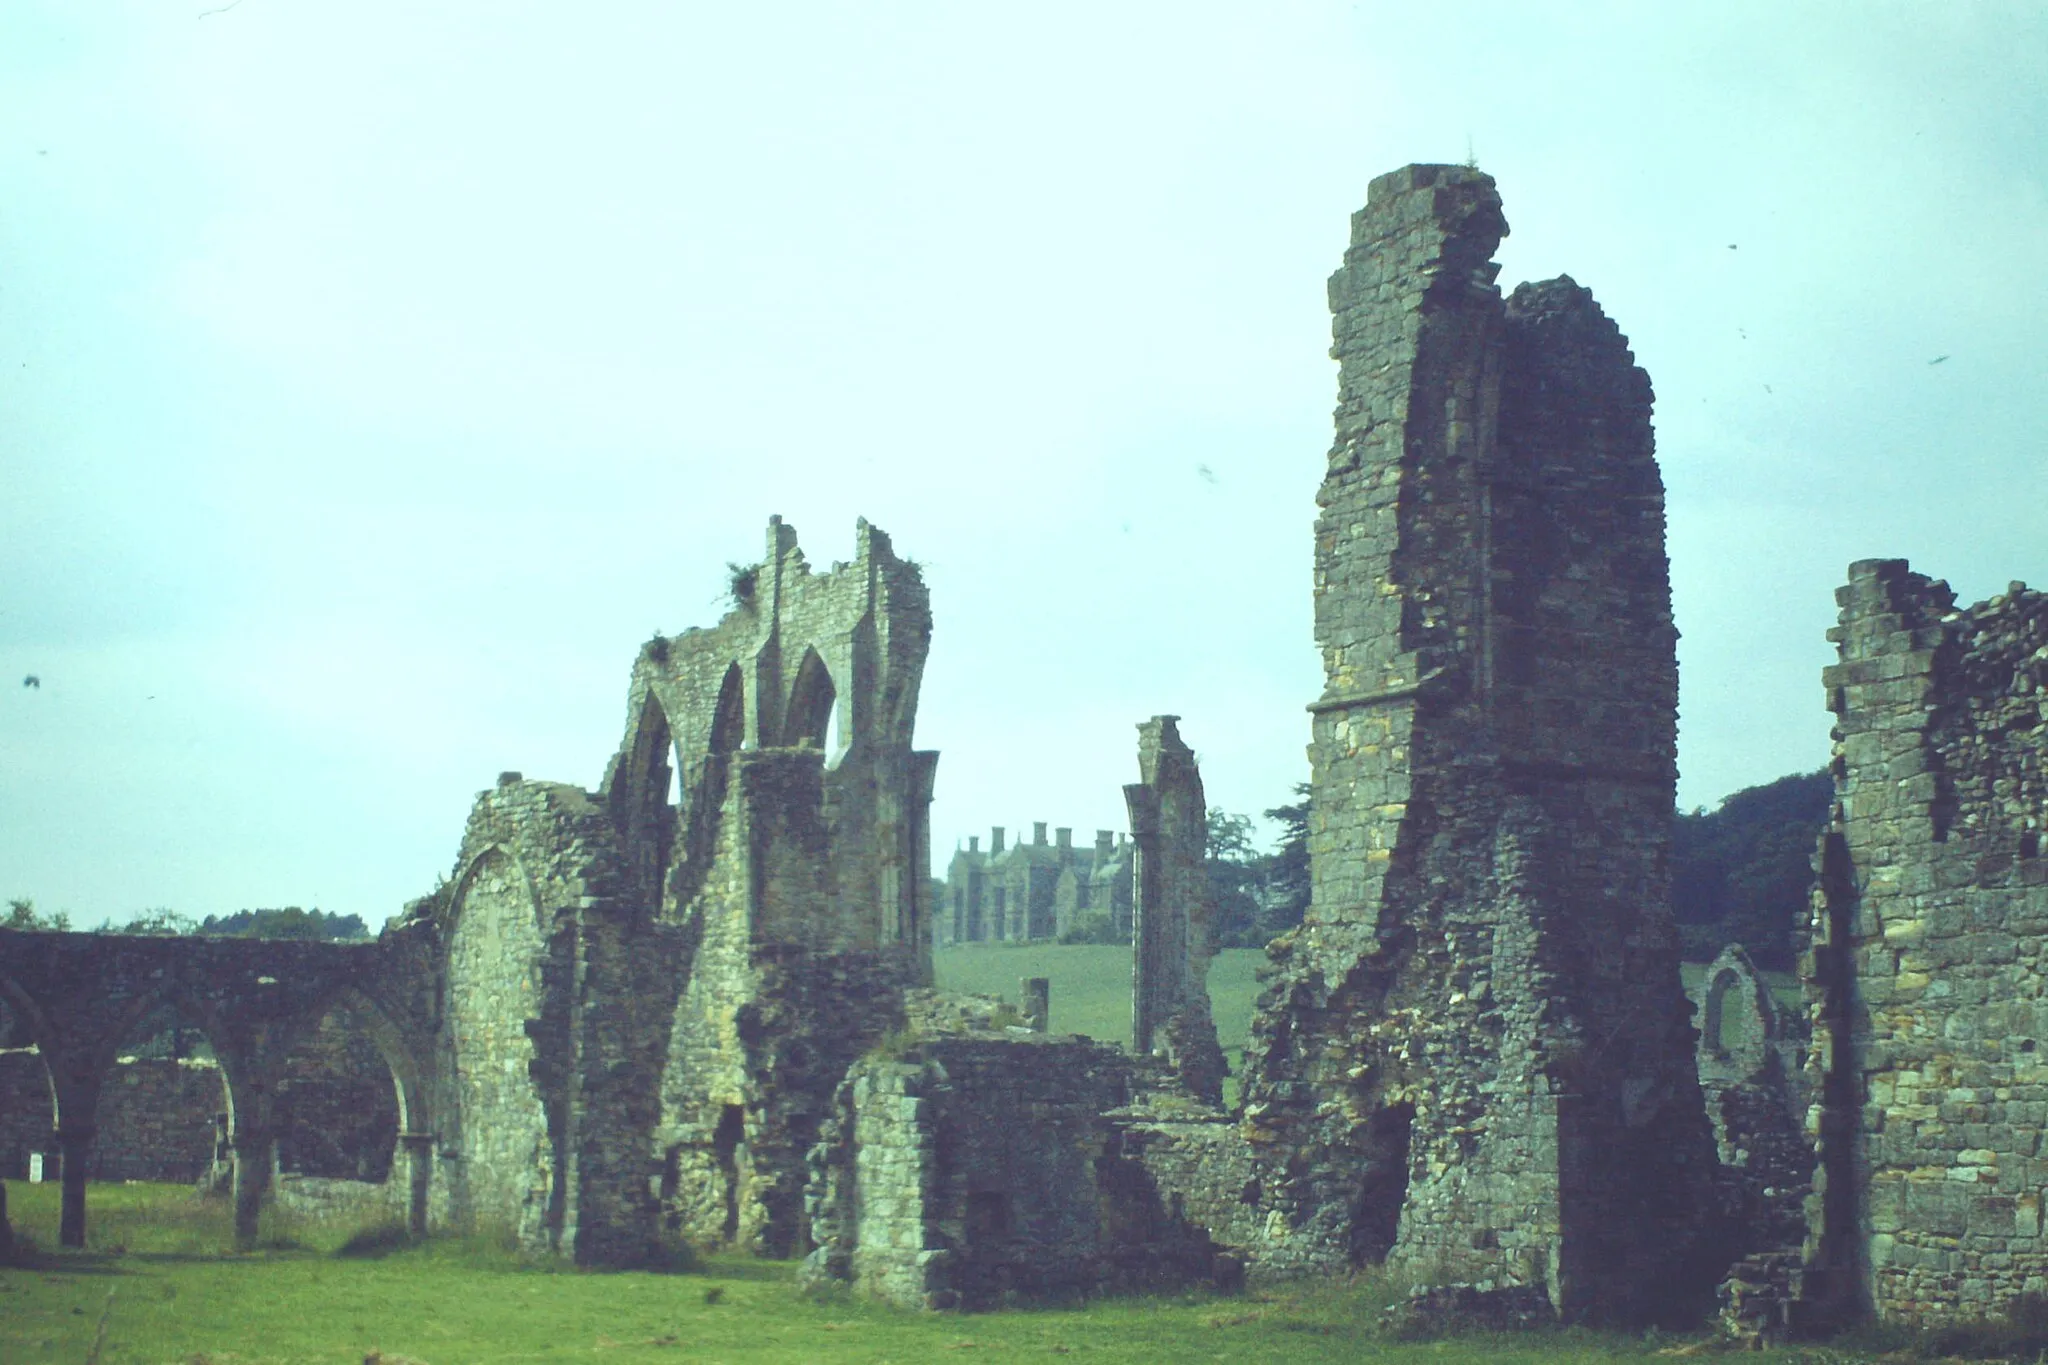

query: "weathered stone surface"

left=1805, top=560, right=2048, bottom=1326
left=1691, top=945, right=1810, bottom=1260
left=1126, top=716, right=1226, bottom=1105
left=802, top=1033, right=1227, bottom=1309
left=0, top=515, right=938, bottom=1271
left=1238, top=163, right=1718, bottom=1324
left=629, top=519, right=937, bottom=1257
left=0, top=927, right=435, bottom=1248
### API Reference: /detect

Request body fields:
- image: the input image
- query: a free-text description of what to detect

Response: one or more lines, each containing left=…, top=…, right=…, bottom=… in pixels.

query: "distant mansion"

left=940, top=823, right=1132, bottom=945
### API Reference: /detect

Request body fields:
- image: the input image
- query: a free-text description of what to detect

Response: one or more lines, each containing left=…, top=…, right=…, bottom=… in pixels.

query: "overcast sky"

left=3, top=2, right=2043, bottom=928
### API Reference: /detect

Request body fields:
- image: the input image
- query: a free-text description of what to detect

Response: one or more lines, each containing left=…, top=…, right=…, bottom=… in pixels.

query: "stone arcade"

left=3, top=165, right=2038, bottom=1337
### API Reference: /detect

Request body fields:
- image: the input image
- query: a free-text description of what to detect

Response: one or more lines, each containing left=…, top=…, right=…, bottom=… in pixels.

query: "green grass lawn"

left=2, top=1182, right=1865, bottom=1363
left=934, top=943, right=1264, bottom=1100
left=0, top=954, right=1839, bottom=1362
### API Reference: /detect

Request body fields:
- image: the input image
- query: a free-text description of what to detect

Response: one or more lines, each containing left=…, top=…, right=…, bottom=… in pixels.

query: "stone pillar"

left=232, top=1123, right=274, bottom=1250
left=56, top=1124, right=92, bottom=1249
left=400, top=1132, right=435, bottom=1237
left=1125, top=785, right=1162, bottom=1054
left=1021, top=978, right=1050, bottom=1033
left=1123, top=716, right=1226, bottom=1104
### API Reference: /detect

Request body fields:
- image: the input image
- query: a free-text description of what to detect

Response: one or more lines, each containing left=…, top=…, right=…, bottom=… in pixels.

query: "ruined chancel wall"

left=608, top=518, right=936, bottom=1256
left=403, top=517, right=936, bottom=1264
left=1238, top=164, right=1717, bottom=1322
left=1807, top=560, right=2048, bottom=1324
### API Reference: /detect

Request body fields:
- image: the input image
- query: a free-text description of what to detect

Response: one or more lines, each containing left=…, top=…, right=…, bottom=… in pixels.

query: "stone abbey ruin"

left=4, top=163, right=2043, bottom=1337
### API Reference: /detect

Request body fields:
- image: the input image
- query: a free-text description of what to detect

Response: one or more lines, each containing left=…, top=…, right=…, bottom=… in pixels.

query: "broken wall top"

left=616, top=517, right=931, bottom=781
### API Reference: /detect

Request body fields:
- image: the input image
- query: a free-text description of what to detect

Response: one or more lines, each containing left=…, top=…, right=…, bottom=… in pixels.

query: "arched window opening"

left=713, top=1104, right=746, bottom=1244
left=445, top=849, right=556, bottom=1243
left=275, top=998, right=402, bottom=1187
left=783, top=648, right=838, bottom=757
left=0, top=993, right=56, bottom=1183
left=1704, top=969, right=1761, bottom=1060
left=96, top=999, right=231, bottom=1188
left=1348, top=1101, right=1414, bottom=1266
left=710, top=665, right=745, bottom=757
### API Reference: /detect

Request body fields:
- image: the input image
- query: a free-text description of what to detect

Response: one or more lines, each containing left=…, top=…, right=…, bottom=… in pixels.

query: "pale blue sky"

left=4, top=2, right=2043, bottom=926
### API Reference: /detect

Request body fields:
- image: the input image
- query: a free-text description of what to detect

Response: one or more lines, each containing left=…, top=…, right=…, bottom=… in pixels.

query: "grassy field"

left=1, top=1181, right=1878, bottom=1363
left=0, top=953, right=1841, bottom=1362
left=936, top=944, right=1801, bottom=1073
left=935, top=943, right=1264, bottom=1099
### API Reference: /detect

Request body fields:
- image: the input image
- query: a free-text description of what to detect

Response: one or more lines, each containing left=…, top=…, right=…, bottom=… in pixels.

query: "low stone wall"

left=804, top=1034, right=1230, bottom=1309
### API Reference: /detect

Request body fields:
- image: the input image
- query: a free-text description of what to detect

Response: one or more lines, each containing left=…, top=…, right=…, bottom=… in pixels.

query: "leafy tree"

left=1258, top=784, right=1312, bottom=941
left=1206, top=784, right=1313, bottom=949
left=1672, top=769, right=1831, bottom=970
left=196, top=907, right=371, bottom=941
left=1207, top=811, right=1265, bottom=947
left=4, top=897, right=69, bottom=932
left=114, top=908, right=197, bottom=936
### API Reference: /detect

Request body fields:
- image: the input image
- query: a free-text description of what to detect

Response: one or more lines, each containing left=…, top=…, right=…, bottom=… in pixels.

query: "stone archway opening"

left=1349, top=1101, right=1415, bottom=1267
left=1704, top=968, right=1762, bottom=1061
left=97, top=998, right=232, bottom=1189
left=713, top=1104, right=746, bottom=1244
left=0, top=992, right=56, bottom=1184
left=276, top=999, right=403, bottom=1183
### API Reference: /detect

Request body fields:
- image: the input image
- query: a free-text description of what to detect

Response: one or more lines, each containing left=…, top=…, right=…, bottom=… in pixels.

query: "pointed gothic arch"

left=783, top=647, right=838, bottom=756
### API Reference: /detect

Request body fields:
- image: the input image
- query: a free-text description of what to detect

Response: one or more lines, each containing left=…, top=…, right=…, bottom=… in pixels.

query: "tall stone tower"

left=1239, top=165, right=1718, bottom=1322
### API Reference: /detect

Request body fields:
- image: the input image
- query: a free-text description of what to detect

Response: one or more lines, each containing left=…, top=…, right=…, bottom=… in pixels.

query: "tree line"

left=3, top=900, right=370, bottom=941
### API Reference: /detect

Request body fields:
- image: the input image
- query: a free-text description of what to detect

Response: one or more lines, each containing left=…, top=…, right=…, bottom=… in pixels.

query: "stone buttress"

left=1237, top=164, right=1718, bottom=1323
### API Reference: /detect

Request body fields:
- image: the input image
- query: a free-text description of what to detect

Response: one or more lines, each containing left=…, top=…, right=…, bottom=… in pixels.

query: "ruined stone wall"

left=90, top=1058, right=227, bottom=1184
left=0, top=1049, right=53, bottom=1179
left=803, top=1035, right=1224, bottom=1309
left=1125, top=717, right=1226, bottom=1103
left=276, top=1007, right=400, bottom=1183
left=1690, top=946, right=1811, bottom=1257
left=609, top=517, right=936, bottom=961
left=615, top=519, right=935, bottom=1258
left=1, top=1050, right=229, bottom=1185
left=430, top=775, right=664, bottom=1264
left=1239, top=164, right=1716, bottom=1324
left=1808, top=559, right=2048, bottom=1324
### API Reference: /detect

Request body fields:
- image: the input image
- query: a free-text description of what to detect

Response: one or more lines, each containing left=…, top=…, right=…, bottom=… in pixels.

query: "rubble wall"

left=1690, top=946, right=1811, bottom=1257
left=90, top=1058, right=227, bottom=1184
left=432, top=776, right=657, bottom=1261
left=631, top=522, right=934, bottom=1258
left=1239, top=164, right=1716, bottom=1323
left=803, top=1036, right=1223, bottom=1309
left=1809, top=559, right=2048, bottom=1324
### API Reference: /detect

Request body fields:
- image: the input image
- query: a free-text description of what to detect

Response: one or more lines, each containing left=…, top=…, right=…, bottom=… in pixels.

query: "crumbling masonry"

left=11, top=164, right=2038, bottom=1339
left=1126, top=716, right=1227, bottom=1105
left=1236, top=164, right=1720, bottom=1322
left=1801, top=562, right=2048, bottom=1325
left=0, top=518, right=936, bottom=1266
